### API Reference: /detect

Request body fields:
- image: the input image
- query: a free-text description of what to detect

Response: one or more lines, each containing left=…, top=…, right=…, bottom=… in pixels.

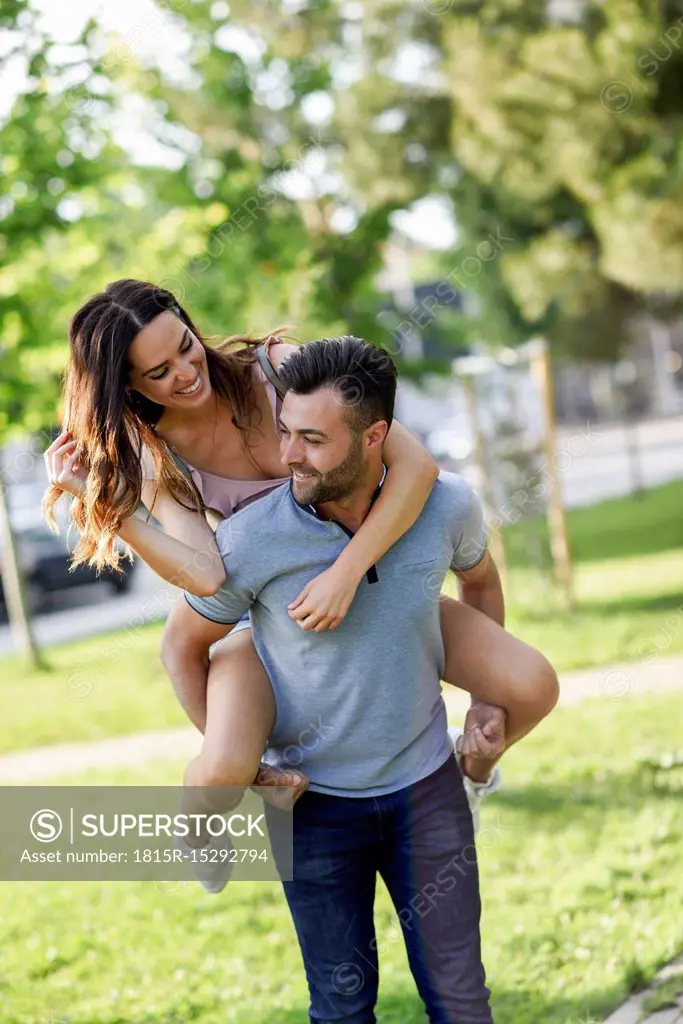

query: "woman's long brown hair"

left=43, top=278, right=289, bottom=573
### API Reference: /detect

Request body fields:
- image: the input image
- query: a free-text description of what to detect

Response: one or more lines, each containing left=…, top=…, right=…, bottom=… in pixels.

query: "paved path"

left=1, top=651, right=682, bottom=784
left=0, top=725, right=200, bottom=783
left=604, top=955, right=683, bottom=1024
left=0, top=562, right=175, bottom=655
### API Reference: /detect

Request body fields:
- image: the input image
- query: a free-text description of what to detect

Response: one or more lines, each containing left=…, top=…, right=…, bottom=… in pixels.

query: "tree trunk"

left=531, top=340, right=575, bottom=611
left=0, top=455, right=46, bottom=669
left=461, top=374, right=509, bottom=581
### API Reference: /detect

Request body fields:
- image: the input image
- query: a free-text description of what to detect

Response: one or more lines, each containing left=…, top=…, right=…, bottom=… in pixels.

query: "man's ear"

left=364, top=420, right=389, bottom=451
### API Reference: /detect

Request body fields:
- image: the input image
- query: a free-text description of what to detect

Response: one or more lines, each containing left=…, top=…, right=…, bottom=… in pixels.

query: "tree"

left=254, top=0, right=683, bottom=362
left=103, top=0, right=400, bottom=344
left=0, top=2, right=220, bottom=660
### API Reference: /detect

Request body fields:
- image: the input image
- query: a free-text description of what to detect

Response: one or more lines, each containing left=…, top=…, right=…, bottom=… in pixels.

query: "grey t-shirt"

left=186, top=471, right=487, bottom=798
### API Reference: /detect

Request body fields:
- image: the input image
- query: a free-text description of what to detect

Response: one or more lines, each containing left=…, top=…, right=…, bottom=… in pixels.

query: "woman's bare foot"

left=252, top=762, right=309, bottom=810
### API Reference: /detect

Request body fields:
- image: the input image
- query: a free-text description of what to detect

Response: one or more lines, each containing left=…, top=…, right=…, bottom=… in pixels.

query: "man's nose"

left=282, top=435, right=302, bottom=464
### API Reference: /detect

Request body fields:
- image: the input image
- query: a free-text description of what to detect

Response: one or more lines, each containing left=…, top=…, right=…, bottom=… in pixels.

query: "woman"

left=44, top=279, right=558, bottom=809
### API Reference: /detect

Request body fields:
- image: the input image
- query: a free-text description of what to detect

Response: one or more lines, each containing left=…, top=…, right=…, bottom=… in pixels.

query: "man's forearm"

left=455, top=571, right=506, bottom=782
left=160, top=642, right=211, bottom=734
left=456, top=561, right=505, bottom=622
left=457, top=580, right=505, bottom=628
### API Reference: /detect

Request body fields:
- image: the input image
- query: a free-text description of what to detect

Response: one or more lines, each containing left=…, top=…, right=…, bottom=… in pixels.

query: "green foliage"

left=0, top=6, right=202, bottom=440
left=5, top=0, right=683, bottom=442
left=318, top=0, right=683, bottom=358
left=0, top=0, right=372, bottom=440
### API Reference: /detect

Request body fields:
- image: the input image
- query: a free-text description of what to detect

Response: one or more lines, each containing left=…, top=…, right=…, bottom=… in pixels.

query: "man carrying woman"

left=44, top=279, right=558, bottom=816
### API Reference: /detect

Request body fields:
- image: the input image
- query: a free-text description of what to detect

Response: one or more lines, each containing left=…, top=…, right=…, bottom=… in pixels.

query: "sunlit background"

left=1, top=2, right=683, bottom=1023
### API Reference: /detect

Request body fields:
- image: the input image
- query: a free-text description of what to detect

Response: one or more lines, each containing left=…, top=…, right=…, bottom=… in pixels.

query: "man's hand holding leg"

left=456, top=701, right=507, bottom=784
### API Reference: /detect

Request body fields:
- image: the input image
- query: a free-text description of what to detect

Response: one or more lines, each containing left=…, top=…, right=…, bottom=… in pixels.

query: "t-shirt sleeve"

left=184, top=586, right=251, bottom=625
left=450, top=480, right=488, bottom=572
left=183, top=514, right=256, bottom=624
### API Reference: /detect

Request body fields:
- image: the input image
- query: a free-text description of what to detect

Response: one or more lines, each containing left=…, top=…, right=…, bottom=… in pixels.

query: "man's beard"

left=291, top=433, right=368, bottom=507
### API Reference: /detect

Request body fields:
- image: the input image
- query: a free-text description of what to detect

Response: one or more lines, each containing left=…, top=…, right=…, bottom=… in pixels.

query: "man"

left=162, top=337, right=503, bottom=1023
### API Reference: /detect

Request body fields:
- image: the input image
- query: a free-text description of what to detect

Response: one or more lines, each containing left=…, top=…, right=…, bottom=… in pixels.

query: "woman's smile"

left=175, top=368, right=204, bottom=398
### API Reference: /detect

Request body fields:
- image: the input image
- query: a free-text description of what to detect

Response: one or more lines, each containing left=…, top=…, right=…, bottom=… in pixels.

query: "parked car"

left=0, top=483, right=136, bottom=620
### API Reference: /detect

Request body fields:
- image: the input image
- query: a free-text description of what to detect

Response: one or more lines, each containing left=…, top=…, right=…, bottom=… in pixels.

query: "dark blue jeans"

left=279, top=754, right=492, bottom=1023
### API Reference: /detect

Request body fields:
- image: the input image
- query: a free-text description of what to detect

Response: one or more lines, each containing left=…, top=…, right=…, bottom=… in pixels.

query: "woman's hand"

left=44, top=431, right=88, bottom=499
left=288, top=564, right=363, bottom=633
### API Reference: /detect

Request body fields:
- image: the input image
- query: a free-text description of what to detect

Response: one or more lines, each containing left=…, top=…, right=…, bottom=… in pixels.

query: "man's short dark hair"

left=278, top=336, right=398, bottom=432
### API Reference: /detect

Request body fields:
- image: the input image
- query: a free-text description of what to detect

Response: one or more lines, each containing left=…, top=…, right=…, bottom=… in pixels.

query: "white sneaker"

left=448, top=725, right=502, bottom=834
left=173, top=828, right=234, bottom=894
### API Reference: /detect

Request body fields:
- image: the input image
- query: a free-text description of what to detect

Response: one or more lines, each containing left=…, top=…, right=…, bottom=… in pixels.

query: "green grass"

left=3, top=480, right=683, bottom=754
left=2, top=621, right=178, bottom=753
left=506, top=479, right=683, bottom=566
left=502, top=479, right=683, bottom=670
left=2, top=691, right=682, bottom=1024
left=504, top=545, right=683, bottom=670
left=641, top=969, right=683, bottom=1013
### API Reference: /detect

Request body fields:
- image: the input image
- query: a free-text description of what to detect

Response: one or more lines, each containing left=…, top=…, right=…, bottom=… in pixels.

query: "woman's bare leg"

left=439, top=596, right=559, bottom=779
left=181, top=628, right=306, bottom=842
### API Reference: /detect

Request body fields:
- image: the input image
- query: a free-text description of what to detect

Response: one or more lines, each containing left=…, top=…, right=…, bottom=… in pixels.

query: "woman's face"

left=127, top=311, right=212, bottom=411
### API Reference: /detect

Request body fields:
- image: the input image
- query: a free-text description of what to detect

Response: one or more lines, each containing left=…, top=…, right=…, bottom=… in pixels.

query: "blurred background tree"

left=4, top=0, right=683, bottom=656
left=6, top=0, right=683, bottom=437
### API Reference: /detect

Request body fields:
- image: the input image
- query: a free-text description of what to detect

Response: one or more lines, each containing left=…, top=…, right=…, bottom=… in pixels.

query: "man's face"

left=280, top=387, right=369, bottom=506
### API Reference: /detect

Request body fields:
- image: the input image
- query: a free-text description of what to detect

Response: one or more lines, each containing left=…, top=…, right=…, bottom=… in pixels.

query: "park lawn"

left=505, top=544, right=683, bottom=670
left=2, top=690, right=682, bottom=1024
left=506, top=478, right=683, bottom=566
left=3, top=620, right=182, bottom=753
left=504, top=479, right=683, bottom=667
left=2, top=480, right=683, bottom=754
left=461, top=477, right=683, bottom=670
